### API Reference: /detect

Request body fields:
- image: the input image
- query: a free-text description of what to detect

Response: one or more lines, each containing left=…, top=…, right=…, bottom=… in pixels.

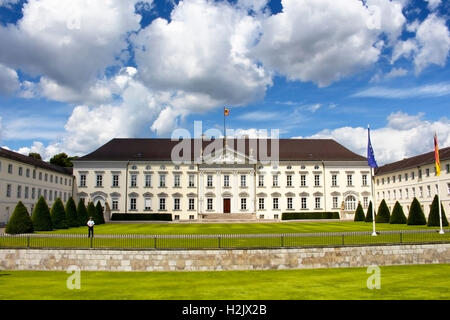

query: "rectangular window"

left=333, top=197, right=339, bottom=209
left=130, top=198, right=137, bottom=210
left=80, top=174, right=86, bottom=187
left=447, top=164, right=450, bottom=173
left=174, top=175, right=181, bottom=187
left=6, top=184, right=11, bottom=198
left=112, top=199, right=119, bottom=210
left=144, top=198, right=152, bottom=211
left=207, top=198, right=213, bottom=211
left=143, top=174, right=151, bottom=187
left=332, top=175, right=337, bottom=187
left=159, top=198, right=166, bottom=210
left=207, top=175, right=213, bottom=187
left=159, top=175, right=166, bottom=188
left=418, top=169, right=422, bottom=179
left=26, top=168, right=30, bottom=178
left=273, top=198, right=279, bottom=210
left=405, top=173, right=408, bottom=181
left=174, top=198, right=180, bottom=211
left=399, top=189, right=402, bottom=199
left=258, top=175, right=264, bottom=187
left=49, top=190, right=53, bottom=201
left=241, top=175, right=246, bottom=187
left=363, top=197, right=369, bottom=208
left=224, top=175, right=230, bottom=187
left=398, top=174, right=402, bottom=182
left=38, top=188, right=42, bottom=198
left=64, top=192, right=67, bottom=202
left=189, top=215, right=195, bottom=220
left=387, top=177, right=390, bottom=184
left=427, top=185, right=431, bottom=197
left=45, top=173, right=48, bottom=182
left=426, top=168, right=430, bottom=177
left=301, top=175, right=306, bottom=187
left=273, top=175, right=278, bottom=187
left=24, top=186, right=29, bottom=199
left=447, top=183, right=450, bottom=195
left=189, top=175, right=195, bottom=187
left=33, top=169, right=36, bottom=179
left=31, top=188, right=35, bottom=200
left=96, top=175, right=103, bottom=187
left=411, top=171, right=415, bottom=179
left=287, top=175, right=292, bottom=187
left=131, top=174, right=137, bottom=187
left=287, top=198, right=293, bottom=210
left=113, top=175, right=119, bottom=187
left=392, top=175, right=396, bottom=183
left=362, top=175, right=368, bottom=186
left=189, top=198, right=195, bottom=210
left=347, top=175, right=353, bottom=187
left=8, top=164, right=13, bottom=174
left=44, top=189, right=47, bottom=200
left=314, top=175, right=320, bottom=187
left=50, top=174, right=53, bottom=183
left=241, top=198, right=247, bottom=210
left=418, top=187, right=421, bottom=198
left=258, top=198, right=265, bottom=210
left=315, top=197, right=321, bottom=209
left=17, top=185, right=22, bottom=199
left=301, top=198, right=307, bottom=209
left=18, top=167, right=23, bottom=176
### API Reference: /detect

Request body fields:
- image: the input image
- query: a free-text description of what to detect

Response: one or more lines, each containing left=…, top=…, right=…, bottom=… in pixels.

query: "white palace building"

left=71, top=138, right=373, bottom=221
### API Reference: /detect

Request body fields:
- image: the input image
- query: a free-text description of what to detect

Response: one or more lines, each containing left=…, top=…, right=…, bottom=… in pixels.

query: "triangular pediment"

left=201, top=145, right=255, bottom=165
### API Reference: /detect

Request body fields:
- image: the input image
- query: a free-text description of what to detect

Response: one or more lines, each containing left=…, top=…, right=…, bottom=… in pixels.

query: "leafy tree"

left=65, top=197, right=79, bottom=227
left=390, top=201, right=407, bottom=224
left=427, top=195, right=449, bottom=227
left=77, top=199, right=89, bottom=226
left=95, top=201, right=105, bottom=225
left=49, top=153, right=79, bottom=168
left=50, top=198, right=68, bottom=229
left=365, top=201, right=375, bottom=223
left=407, top=197, right=427, bottom=226
left=32, top=196, right=52, bottom=231
left=5, top=201, right=34, bottom=234
left=354, top=202, right=365, bottom=221
left=375, top=199, right=391, bottom=223
left=28, top=152, right=42, bottom=160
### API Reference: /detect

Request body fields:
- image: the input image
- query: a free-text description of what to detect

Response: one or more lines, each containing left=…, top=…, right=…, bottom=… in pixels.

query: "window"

left=418, top=169, right=422, bottom=179
left=272, top=175, right=278, bottom=187
left=241, top=175, right=246, bottom=187
left=145, top=198, right=152, bottom=211
left=130, top=198, right=137, bottom=211
left=189, top=198, right=195, bottom=211
left=332, top=175, right=337, bottom=187
left=189, top=215, right=195, bottom=220
left=314, top=175, right=320, bottom=186
left=382, top=178, right=384, bottom=185
left=17, top=185, right=22, bottom=199
left=207, top=175, right=213, bottom=187
left=174, top=198, right=180, bottom=211
left=405, top=188, right=409, bottom=199
left=399, top=189, right=402, bottom=199
left=112, top=199, right=119, bottom=211
left=418, top=187, right=422, bottom=198
left=18, top=167, right=23, bottom=176
left=447, top=164, right=450, bottom=173
left=144, top=174, right=151, bottom=187
left=392, top=175, right=396, bottom=183
left=363, top=197, right=369, bottom=208
left=427, top=185, right=431, bottom=197
left=38, top=188, right=42, bottom=198
left=287, top=198, right=293, bottom=210
left=333, top=197, right=339, bottom=209
left=426, top=168, right=430, bottom=177
left=315, top=197, right=321, bottom=209
left=159, top=175, right=166, bottom=188
left=347, top=175, right=353, bottom=187
left=405, top=173, right=408, bottom=181
left=44, top=189, right=47, bottom=200
left=45, top=173, right=48, bottom=182
left=174, top=175, right=181, bottom=187
left=362, top=175, right=368, bottom=186
left=387, top=177, right=390, bottom=184
left=287, top=175, right=292, bottom=187
left=398, top=174, right=402, bottom=182
left=24, top=187, right=29, bottom=199
left=393, top=190, right=396, bottom=200
left=345, top=196, right=356, bottom=211
left=174, top=215, right=180, bottom=221
left=50, top=174, right=53, bottom=183
left=207, top=198, right=213, bottom=211
left=159, top=198, right=166, bottom=211
left=31, top=188, right=35, bottom=200
left=96, top=175, right=103, bottom=187
left=8, top=164, right=13, bottom=174
left=258, top=198, right=265, bottom=210
left=411, top=171, right=415, bottom=179
left=224, top=175, right=230, bottom=187
left=33, top=169, right=36, bottom=179
left=26, top=168, right=30, bottom=178
left=241, top=198, right=247, bottom=210
left=64, top=193, right=67, bottom=202
left=258, top=175, right=264, bottom=187
left=447, top=183, right=450, bottom=195
left=301, top=198, right=307, bottom=210
left=113, top=175, right=119, bottom=187
left=65, top=178, right=67, bottom=185
left=49, top=190, right=53, bottom=201
left=131, top=174, right=137, bottom=187
left=377, top=179, right=379, bottom=186
left=189, top=175, right=195, bottom=187
left=314, top=165, right=320, bottom=170
left=301, top=175, right=306, bottom=187
left=6, top=184, right=11, bottom=198
left=80, top=174, right=86, bottom=187
left=273, top=198, right=279, bottom=210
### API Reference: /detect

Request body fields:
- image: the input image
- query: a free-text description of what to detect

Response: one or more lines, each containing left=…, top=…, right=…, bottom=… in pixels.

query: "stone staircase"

left=201, top=213, right=256, bottom=222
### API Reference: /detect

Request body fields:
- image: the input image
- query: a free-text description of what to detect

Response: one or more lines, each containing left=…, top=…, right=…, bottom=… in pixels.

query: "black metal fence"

left=0, top=229, right=449, bottom=250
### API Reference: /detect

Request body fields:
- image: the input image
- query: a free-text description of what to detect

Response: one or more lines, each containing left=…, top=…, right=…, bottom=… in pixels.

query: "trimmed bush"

left=111, top=213, right=173, bottom=221
left=32, top=196, right=52, bottom=231
left=50, top=198, right=68, bottom=229
left=375, top=199, right=390, bottom=223
left=87, top=202, right=99, bottom=224
left=427, top=195, right=449, bottom=227
left=354, top=203, right=365, bottom=222
left=365, top=201, right=375, bottom=223
left=77, top=199, right=89, bottom=226
left=65, top=197, right=79, bottom=227
left=5, top=201, right=34, bottom=234
left=95, top=201, right=105, bottom=225
left=407, top=197, right=427, bottom=225
left=281, top=212, right=340, bottom=220
left=389, top=201, right=407, bottom=224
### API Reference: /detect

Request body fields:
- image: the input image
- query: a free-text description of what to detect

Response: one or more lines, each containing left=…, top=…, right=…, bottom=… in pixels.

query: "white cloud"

left=0, top=0, right=20, bottom=8
left=238, top=111, right=280, bottom=122
left=425, top=0, right=441, bottom=11
left=0, top=63, right=19, bottom=95
left=16, top=141, right=63, bottom=161
left=352, top=82, right=450, bottom=98
left=253, top=0, right=405, bottom=87
left=296, top=112, right=450, bottom=165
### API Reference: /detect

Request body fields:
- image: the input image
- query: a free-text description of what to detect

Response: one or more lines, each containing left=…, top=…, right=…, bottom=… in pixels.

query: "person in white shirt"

left=87, top=217, right=95, bottom=238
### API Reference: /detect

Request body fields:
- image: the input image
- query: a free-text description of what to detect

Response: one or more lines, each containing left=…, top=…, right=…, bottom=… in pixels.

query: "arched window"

left=345, top=195, right=357, bottom=211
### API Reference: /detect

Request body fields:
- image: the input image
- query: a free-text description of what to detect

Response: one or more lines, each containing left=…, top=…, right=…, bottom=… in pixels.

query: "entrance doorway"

left=223, top=199, right=231, bottom=214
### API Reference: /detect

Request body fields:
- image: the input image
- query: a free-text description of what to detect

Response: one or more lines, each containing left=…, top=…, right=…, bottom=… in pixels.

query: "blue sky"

left=0, top=0, right=449, bottom=165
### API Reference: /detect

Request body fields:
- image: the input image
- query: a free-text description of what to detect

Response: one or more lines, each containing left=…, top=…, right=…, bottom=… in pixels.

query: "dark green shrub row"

left=282, top=212, right=340, bottom=220
left=111, top=213, right=173, bottom=221
left=354, top=203, right=365, bottom=222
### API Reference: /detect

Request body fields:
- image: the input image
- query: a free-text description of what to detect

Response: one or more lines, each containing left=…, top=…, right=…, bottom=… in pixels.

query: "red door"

left=224, top=199, right=231, bottom=214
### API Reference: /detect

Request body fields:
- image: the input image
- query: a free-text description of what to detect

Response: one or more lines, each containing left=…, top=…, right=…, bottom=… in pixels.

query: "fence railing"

left=0, top=229, right=449, bottom=250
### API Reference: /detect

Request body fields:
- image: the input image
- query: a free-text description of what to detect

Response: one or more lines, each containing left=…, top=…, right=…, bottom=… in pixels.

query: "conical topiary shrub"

left=407, top=197, right=427, bottom=225
left=32, top=196, right=52, bottom=231
left=77, top=199, right=89, bottom=226
left=354, top=202, right=365, bottom=221
left=375, top=199, right=390, bottom=223
left=65, top=197, right=79, bottom=228
left=365, top=201, right=375, bottom=223
left=5, top=201, right=34, bottom=234
left=51, top=198, right=68, bottom=229
left=427, top=195, right=449, bottom=227
left=87, top=202, right=98, bottom=225
left=390, top=201, right=407, bottom=224
left=95, top=201, right=105, bottom=225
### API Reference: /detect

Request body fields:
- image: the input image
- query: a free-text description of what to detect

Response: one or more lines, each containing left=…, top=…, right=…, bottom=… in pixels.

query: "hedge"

left=407, top=197, right=427, bottom=226
left=282, top=212, right=340, bottom=220
left=375, top=199, right=391, bottom=223
left=95, top=201, right=105, bottom=225
left=365, top=201, right=375, bottom=223
left=354, top=203, right=365, bottom=222
left=31, top=196, right=52, bottom=231
left=50, top=198, right=68, bottom=229
left=65, top=197, right=79, bottom=227
left=427, top=195, right=449, bottom=227
left=389, top=201, right=407, bottom=224
left=111, top=213, right=173, bottom=221
left=77, top=199, right=89, bottom=226
left=87, top=202, right=99, bottom=224
left=5, top=201, right=34, bottom=234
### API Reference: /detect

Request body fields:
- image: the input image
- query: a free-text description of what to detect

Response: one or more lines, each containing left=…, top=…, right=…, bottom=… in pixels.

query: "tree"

left=354, top=202, right=365, bottom=221
left=49, top=153, right=79, bottom=168
left=65, top=197, right=79, bottom=227
left=390, top=201, right=407, bottom=224
left=28, top=152, right=42, bottom=160
left=375, top=199, right=391, bottom=223
left=50, top=198, right=68, bottom=229
left=87, top=202, right=99, bottom=225
left=5, top=201, right=34, bottom=234
left=77, top=199, right=89, bottom=226
left=407, top=197, right=427, bottom=226
left=95, top=201, right=105, bottom=225
left=427, top=195, right=449, bottom=227
left=365, top=201, right=375, bottom=223
left=32, top=196, right=52, bottom=231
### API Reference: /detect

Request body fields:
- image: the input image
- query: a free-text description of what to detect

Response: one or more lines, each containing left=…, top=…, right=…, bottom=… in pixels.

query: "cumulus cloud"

left=0, top=63, right=20, bottom=95
left=424, top=0, right=441, bottom=11
left=16, top=141, right=63, bottom=161
left=295, top=112, right=450, bottom=165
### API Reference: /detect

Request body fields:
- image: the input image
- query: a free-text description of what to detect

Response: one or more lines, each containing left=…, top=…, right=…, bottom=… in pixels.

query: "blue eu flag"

left=367, top=126, right=378, bottom=168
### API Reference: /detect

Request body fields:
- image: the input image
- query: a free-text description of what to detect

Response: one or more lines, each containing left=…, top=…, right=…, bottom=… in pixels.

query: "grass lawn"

left=0, top=264, right=449, bottom=300
left=37, top=221, right=449, bottom=235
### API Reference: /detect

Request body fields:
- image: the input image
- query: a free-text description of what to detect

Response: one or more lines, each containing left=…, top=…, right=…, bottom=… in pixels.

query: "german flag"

left=224, top=108, right=230, bottom=116
left=435, top=133, right=441, bottom=176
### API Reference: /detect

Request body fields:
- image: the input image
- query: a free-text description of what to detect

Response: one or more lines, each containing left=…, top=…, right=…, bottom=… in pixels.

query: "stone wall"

left=1, top=244, right=449, bottom=272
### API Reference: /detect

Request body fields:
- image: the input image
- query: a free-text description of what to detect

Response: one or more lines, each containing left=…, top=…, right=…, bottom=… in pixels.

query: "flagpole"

left=368, top=125, right=377, bottom=236
left=435, top=133, right=444, bottom=234
left=438, top=175, right=444, bottom=234
left=371, top=166, right=377, bottom=236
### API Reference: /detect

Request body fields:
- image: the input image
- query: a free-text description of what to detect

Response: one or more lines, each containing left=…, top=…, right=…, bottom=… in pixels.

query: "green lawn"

left=37, top=221, right=448, bottom=235
left=0, top=264, right=449, bottom=300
